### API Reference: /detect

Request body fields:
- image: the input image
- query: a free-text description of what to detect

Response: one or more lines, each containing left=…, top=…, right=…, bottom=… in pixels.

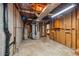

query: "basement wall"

left=50, top=8, right=78, bottom=49
left=8, top=4, right=14, bottom=55
left=15, top=5, right=23, bottom=50
left=7, top=4, right=23, bottom=55
left=0, top=4, right=5, bottom=56
left=0, top=4, right=23, bottom=56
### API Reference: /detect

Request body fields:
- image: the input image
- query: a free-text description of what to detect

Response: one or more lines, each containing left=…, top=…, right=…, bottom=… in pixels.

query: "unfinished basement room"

left=0, top=3, right=79, bottom=56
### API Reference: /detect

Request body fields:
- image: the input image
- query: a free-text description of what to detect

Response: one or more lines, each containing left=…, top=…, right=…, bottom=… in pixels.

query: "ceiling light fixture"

left=51, top=4, right=76, bottom=18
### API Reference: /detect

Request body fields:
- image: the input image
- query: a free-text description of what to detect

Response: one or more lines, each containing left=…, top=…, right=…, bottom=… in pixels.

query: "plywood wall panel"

left=65, top=13, right=72, bottom=48
left=53, top=31, right=56, bottom=40
left=60, top=30, right=66, bottom=44
left=49, top=6, right=78, bottom=50
left=65, top=14, right=72, bottom=29
left=71, top=9, right=77, bottom=49
left=72, top=9, right=76, bottom=28
left=50, top=30, right=55, bottom=39
left=72, top=30, right=76, bottom=49
left=77, top=39, right=79, bottom=48
left=59, top=16, right=66, bottom=44
left=54, top=19, right=62, bottom=28
left=65, top=33, right=72, bottom=48
left=77, top=7, right=79, bottom=49
left=56, top=30, right=60, bottom=42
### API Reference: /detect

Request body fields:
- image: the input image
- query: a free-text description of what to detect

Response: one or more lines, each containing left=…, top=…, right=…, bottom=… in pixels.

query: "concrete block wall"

left=7, top=4, right=23, bottom=55
left=8, top=4, right=14, bottom=55
left=0, top=3, right=5, bottom=56
left=0, top=3, right=23, bottom=56
left=15, top=6, right=23, bottom=49
left=8, top=4, right=23, bottom=55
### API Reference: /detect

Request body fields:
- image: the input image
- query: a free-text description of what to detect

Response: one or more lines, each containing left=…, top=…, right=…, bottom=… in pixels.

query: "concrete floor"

left=14, top=37, right=76, bottom=56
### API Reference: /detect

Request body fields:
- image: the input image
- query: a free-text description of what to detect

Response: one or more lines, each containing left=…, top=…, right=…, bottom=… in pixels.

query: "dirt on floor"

left=14, top=37, right=76, bottom=56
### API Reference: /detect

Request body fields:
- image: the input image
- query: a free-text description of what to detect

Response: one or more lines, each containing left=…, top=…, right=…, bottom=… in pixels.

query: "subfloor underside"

left=14, top=37, right=76, bottom=56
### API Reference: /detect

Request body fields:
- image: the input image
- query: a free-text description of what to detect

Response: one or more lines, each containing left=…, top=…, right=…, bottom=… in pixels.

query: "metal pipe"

left=3, top=3, right=11, bottom=56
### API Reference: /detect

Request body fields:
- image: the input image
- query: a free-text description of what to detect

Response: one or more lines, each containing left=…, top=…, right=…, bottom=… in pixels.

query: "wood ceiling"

left=16, top=3, right=47, bottom=19
left=31, top=3, right=47, bottom=13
